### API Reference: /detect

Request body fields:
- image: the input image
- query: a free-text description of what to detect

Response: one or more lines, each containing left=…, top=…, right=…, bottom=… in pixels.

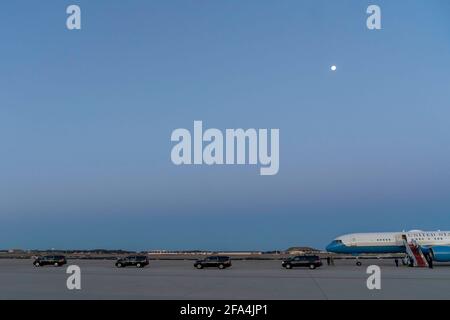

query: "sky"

left=1, top=0, right=450, bottom=251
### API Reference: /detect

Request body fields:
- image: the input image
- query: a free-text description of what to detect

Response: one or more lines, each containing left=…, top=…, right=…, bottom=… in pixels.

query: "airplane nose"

left=326, top=242, right=341, bottom=253
left=326, top=243, right=334, bottom=252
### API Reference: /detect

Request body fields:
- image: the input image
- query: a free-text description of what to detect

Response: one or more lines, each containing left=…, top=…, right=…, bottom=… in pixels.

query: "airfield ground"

left=1, top=259, right=450, bottom=299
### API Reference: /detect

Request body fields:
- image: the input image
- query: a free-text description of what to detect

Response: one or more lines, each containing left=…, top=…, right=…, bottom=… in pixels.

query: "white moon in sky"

left=331, top=65, right=337, bottom=71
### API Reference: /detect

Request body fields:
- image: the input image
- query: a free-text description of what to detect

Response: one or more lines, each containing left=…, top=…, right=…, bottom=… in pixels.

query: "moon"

left=331, top=65, right=337, bottom=71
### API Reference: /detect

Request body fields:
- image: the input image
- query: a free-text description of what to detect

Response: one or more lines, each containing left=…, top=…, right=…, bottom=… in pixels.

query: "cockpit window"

left=332, top=240, right=343, bottom=244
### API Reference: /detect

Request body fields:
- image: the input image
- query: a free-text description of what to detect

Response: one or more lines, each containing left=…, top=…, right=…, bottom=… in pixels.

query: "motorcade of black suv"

left=33, top=255, right=67, bottom=267
left=194, top=256, right=232, bottom=269
left=282, top=255, right=323, bottom=270
left=115, top=255, right=149, bottom=268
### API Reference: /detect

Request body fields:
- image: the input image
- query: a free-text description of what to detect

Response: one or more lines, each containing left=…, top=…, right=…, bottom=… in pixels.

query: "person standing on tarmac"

left=425, top=254, right=434, bottom=269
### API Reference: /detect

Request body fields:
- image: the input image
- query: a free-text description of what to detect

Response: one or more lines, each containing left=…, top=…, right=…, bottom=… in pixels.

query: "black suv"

left=194, top=256, right=232, bottom=269
left=33, top=255, right=67, bottom=267
left=115, top=255, right=149, bottom=268
left=282, top=255, right=322, bottom=270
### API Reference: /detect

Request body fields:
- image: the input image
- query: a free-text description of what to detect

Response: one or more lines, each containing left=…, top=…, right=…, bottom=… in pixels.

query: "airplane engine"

left=430, top=246, right=450, bottom=262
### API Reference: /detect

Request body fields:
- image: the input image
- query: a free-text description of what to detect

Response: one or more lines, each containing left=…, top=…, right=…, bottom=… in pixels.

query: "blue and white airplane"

left=326, top=230, right=450, bottom=266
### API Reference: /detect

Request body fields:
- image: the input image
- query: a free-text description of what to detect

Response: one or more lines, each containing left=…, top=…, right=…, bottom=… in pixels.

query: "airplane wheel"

left=356, top=261, right=362, bottom=266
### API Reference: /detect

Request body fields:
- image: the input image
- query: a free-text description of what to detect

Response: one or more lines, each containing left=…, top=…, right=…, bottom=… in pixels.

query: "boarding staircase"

left=403, top=238, right=428, bottom=268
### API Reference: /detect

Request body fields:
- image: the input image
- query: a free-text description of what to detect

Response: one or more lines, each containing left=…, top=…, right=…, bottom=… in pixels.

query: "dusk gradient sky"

left=1, top=0, right=450, bottom=250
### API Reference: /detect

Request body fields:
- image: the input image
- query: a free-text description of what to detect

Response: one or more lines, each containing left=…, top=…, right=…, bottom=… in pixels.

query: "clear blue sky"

left=1, top=0, right=450, bottom=251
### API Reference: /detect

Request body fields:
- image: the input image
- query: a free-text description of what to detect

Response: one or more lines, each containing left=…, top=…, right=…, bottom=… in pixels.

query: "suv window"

left=218, top=256, right=229, bottom=262
left=207, top=257, right=218, bottom=261
left=306, top=256, right=319, bottom=261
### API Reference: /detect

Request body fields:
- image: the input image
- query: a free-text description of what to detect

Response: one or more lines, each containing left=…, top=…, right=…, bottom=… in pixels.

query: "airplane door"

left=350, top=237, right=357, bottom=247
left=396, top=234, right=406, bottom=245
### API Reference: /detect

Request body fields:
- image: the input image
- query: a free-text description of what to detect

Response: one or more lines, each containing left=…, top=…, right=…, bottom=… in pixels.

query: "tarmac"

left=1, top=259, right=450, bottom=300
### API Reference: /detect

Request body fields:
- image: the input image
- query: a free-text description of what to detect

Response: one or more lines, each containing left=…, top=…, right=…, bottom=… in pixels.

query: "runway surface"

left=1, top=259, right=449, bottom=299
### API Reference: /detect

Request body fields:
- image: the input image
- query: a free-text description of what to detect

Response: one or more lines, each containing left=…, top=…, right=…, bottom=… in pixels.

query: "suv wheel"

left=195, top=264, right=203, bottom=269
left=116, top=263, right=123, bottom=268
left=34, top=262, right=40, bottom=267
left=136, top=263, right=142, bottom=268
left=218, top=264, right=225, bottom=269
left=285, top=264, right=292, bottom=269
left=309, top=264, right=316, bottom=270
left=54, top=262, right=59, bottom=267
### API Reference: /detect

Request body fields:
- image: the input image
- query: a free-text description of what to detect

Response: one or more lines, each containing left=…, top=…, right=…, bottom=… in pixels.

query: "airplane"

left=326, top=230, right=450, bottom=267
